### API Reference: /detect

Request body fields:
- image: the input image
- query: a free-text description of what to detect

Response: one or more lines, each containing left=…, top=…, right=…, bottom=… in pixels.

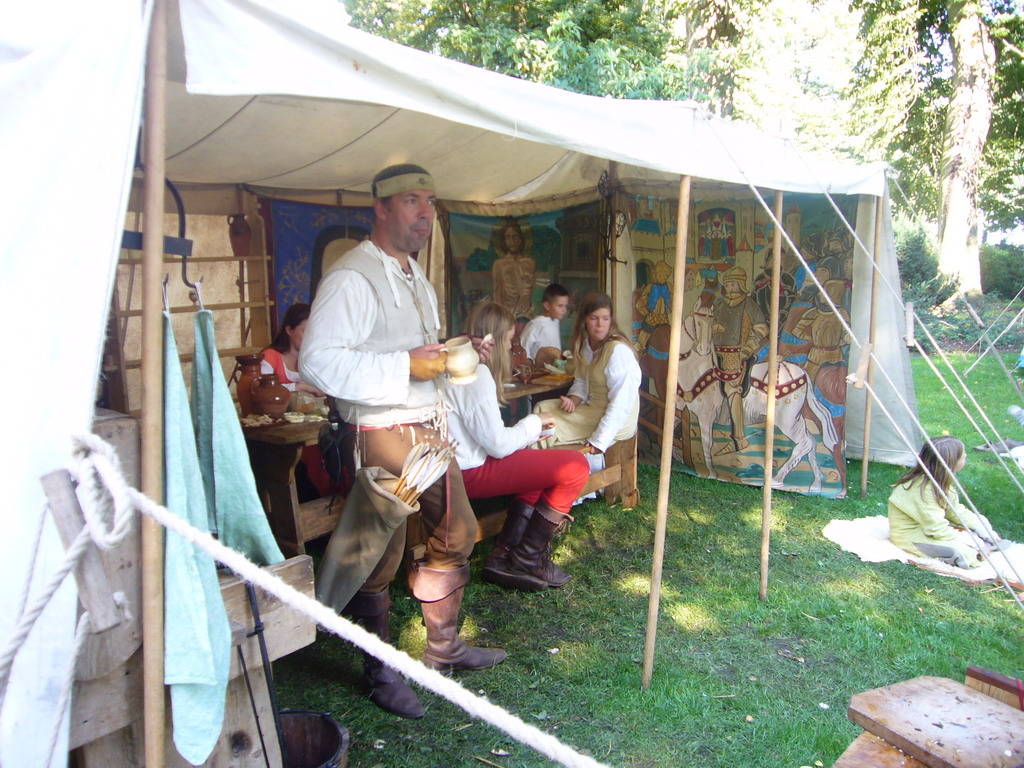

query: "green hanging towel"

left=192, top=309, right=284, bottom=565
left=163, top=311, right=231, bottom=765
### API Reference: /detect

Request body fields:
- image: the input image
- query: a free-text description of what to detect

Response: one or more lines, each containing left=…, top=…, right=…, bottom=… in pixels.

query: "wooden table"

left=501, top=373, right=573, bottom=424
left=243, top=376, right=574, bottom=557
left=244, top=419, right=342, bottom=557
left=503, top=373, right=573, bottom=401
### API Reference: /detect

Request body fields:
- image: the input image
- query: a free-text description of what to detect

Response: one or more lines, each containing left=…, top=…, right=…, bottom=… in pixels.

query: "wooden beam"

left=759, top=192, right=784, bottom=602
left=40, top=470, right=122, bottom=633
left=860, top=195, right=883, bottom=496
left=141, top=0, right=167, bottom=763
left=642, top=175, right=690, bottom=690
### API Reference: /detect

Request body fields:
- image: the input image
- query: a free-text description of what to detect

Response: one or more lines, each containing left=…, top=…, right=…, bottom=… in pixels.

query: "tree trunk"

left=937, top=0, right=995, bottom=298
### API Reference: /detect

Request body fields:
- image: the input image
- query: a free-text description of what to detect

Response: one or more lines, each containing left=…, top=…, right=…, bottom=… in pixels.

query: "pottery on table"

left=251, top=372, right=290, bottom=418
left=235, top=353, right=263, bottom=416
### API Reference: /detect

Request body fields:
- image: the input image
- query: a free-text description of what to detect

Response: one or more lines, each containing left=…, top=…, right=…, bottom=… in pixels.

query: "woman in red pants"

left=444, top=302, right=590, bottom=592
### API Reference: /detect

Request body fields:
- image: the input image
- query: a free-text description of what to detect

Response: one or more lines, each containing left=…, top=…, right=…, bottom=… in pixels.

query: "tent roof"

left=171, top=0, right=887, bottom=203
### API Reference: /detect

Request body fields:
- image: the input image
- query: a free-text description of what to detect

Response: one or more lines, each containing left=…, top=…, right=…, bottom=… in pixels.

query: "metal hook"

left=184, top=270, right=205, bottom=311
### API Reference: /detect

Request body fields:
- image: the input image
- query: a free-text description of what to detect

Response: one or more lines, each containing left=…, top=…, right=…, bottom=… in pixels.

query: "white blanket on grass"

left=822, top=516, right=1024, bottom=590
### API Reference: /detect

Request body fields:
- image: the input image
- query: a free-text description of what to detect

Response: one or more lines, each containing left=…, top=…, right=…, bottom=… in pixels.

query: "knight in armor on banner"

left=712, top=266, right=768, bottom=455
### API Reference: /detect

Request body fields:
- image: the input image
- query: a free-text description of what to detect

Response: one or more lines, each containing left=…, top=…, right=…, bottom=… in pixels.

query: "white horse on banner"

left=674, top=307, right=839, bottom=492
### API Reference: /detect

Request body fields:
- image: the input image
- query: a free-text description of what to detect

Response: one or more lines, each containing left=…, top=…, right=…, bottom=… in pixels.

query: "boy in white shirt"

left=519, top=283, right=569, bottom=366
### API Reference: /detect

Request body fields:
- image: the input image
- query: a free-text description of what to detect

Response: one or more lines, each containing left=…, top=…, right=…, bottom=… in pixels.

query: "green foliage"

left=981, top=11, right=1024, bottom=231
left=344, top=0, right=755, bottom=109
left=981, top=242, right=1024, bottom=300
left=912, top=292, right=1024, bottom=354
left=894, top=216, right=958, bottom=308
left=850, top=1, right=1024, bottom=229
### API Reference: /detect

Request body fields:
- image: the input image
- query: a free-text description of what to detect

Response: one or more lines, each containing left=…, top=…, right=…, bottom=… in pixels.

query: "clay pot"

left=251, top=372, right=290, bottom=418
left=510, top=335, right=529, bottom=371
left=444, top=336, right=478, bottom=385
left=228, top=213, right=252, bottom=260
left=235, top=353, right=263, bottom=416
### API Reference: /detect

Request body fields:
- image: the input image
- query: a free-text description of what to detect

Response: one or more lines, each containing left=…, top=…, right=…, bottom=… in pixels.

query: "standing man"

left=711, top=266, right=768, bottom=455
left=301, top=164, right=505, bottom=720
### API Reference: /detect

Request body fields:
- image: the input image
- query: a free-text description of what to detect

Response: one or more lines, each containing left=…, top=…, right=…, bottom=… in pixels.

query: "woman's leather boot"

left=481, top=500, right=533, bottom=584
left=501, top=504, right=571, bottom=591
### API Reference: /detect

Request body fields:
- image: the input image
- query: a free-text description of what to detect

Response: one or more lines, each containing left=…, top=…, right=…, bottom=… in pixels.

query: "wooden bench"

left=406, top=434, right=640, bottom=553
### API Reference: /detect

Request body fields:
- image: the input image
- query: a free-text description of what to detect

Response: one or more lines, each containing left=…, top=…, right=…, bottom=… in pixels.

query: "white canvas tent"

left=1, top=0, right=916, bottom=765
left=164, top=0, right=915, bottom=467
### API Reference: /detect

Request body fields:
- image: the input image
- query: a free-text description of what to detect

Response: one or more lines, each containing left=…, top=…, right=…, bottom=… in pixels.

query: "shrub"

left=980, top=242, right=1024, bottom=301
left=912, top=292, right=1024, bottom=353
left=894, top=217, right=958, bottom=309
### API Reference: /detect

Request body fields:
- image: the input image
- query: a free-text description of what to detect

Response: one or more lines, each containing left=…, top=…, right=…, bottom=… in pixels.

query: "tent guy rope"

left=697, top=112, right=1024, bottom=611
left=68, top=433, right=612, bottom=768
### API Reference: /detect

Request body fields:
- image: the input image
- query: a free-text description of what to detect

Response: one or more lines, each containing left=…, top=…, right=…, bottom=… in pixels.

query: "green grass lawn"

left=276, top=352, right=1023, bottom=768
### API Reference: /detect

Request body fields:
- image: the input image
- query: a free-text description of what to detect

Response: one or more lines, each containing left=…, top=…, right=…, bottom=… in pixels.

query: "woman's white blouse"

left=444, top=364, right=543, bottom=471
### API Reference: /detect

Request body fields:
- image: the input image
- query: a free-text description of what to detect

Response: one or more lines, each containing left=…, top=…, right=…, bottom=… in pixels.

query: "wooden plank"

left=965, top=666, right=1024, bottom=711
left=40, top=470, right=121, bottom=633
left=833, top=731, right=928, bottom=768
left=297, top=495, right=345, bottom=542
left=70, top=648, right=145, bottom=749
left=581, top=464, right=621, bottom=497
left=604, top=434, right=638, bottom=506
left=243, top=420, right=322, bottom=446
left=245, top=198, right=272, bottom=350
left=848, top=676, right=1024, bottom=768
left=75, top=669, right=284, bottom=768
left=72, top=719, right=143, bottom=767
left=165, top=666, right=283, bottom=768
left=116, top=300, right=271, bottom=318
left=72, top=414, right=144, bottom=681
left=71, top=557, right=316, bottom=749
left=220, top=556, right=317, bottom=677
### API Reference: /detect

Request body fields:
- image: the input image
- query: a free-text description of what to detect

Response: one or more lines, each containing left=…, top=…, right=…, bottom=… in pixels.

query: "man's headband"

left=372, top=167, right=435, bottom=198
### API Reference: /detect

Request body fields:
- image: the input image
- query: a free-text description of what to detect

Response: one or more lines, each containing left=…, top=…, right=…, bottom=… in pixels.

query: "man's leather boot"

left=343, top=590, right=424, bottom=719
left=413, top=565, right=507, bottom=672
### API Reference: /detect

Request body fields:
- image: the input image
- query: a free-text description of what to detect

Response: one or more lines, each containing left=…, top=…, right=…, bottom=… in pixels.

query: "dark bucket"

left=280, top=709, right=349, bottom=768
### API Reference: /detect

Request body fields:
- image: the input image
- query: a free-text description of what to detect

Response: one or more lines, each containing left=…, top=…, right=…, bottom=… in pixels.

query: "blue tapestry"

left=261, top=199, right=375, bottom=326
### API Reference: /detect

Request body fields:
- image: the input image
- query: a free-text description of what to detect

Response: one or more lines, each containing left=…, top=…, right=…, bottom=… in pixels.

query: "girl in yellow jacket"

left=888, top=436, right=1007, bottom=568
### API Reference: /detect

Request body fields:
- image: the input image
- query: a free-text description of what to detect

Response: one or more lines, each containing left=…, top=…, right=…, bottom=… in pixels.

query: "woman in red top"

left=261, top=303, right=325, bottom=397
left=261, top=303, right=332, bottom=498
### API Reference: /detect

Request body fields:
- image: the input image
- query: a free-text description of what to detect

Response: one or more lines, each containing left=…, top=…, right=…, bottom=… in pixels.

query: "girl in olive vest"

left=535, top=291, right=641, bottom=455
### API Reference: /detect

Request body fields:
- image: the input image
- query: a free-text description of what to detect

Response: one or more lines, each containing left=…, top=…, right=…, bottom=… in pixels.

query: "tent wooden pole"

left=860, top=196, right=884, bottom=498
left=141, top=0, right=167, bottom=764
left=609, top=161, right=619, bottom=302
left=642, top=175, right=690, bottom=690
left=758, top=192, right=784, bottom=602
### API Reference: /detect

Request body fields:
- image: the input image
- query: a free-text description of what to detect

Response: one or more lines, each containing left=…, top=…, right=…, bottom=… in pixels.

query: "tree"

left=851, top=0, right=1023, bottom=297
left=936, top=0, right=995, bottom=295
